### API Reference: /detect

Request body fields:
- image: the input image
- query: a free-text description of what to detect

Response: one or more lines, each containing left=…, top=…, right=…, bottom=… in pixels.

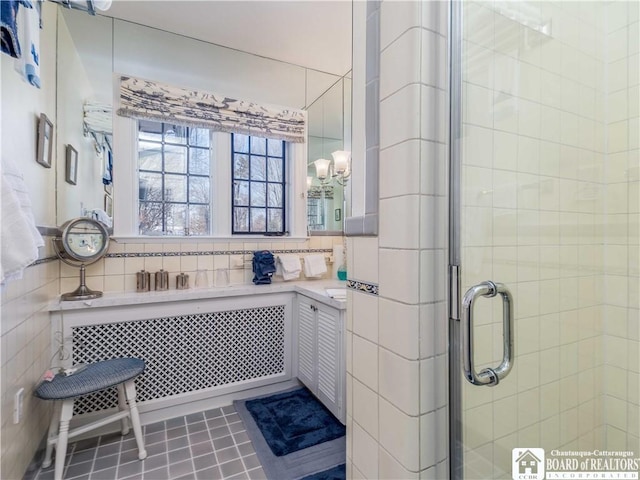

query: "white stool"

left=34, top=358, right=148, bottom=480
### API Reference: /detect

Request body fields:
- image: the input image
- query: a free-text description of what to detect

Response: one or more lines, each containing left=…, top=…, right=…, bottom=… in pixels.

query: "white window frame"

left=112, top=115, right=308, bottom=240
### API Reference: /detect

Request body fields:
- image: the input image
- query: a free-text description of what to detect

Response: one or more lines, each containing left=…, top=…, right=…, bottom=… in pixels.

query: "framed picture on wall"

left=65, top=145, right=78, bottom=185
left=36, top=113, right=53, bottom=168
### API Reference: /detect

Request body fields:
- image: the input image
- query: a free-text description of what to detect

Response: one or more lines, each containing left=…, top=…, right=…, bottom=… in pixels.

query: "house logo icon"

left=512, top=448, right=545, bottom=480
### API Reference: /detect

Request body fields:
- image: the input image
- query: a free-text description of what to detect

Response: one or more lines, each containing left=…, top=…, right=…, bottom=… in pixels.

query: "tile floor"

left=23, top=405, right=266, bottom=480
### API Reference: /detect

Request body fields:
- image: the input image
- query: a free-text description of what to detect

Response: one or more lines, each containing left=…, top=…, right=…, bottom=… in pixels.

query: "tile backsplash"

left=59, top=236, right=345, bottom=295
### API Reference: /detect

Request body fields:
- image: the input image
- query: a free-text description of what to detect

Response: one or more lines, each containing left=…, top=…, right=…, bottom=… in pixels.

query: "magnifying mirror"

left=53, top=217, right=110, bottom=300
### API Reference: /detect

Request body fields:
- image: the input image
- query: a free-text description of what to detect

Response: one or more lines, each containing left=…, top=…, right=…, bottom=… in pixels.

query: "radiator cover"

left=72, top=305, right=286, bottom=415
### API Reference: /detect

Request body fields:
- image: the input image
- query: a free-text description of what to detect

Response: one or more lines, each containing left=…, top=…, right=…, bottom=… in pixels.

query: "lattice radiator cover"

left=72, top=305, right=286, bottom=415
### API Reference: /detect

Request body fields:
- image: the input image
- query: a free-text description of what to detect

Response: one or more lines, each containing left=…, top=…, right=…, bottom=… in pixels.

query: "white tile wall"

left=457, top=1, right=639, bottom=476
left=1, top=246, right=58, bottom=479
left=604, top=0, right=640, bottom=452
left=348, top=1, right=449, bottom=477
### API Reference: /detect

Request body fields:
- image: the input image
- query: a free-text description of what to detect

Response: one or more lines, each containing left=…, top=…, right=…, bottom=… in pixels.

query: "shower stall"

left=449, top=1, right=639, bottom=478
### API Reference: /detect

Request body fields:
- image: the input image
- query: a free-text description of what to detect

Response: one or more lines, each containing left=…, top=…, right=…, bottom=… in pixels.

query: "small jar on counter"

left=136, top=270, right=151, bottom=292
left=176, top=272, right=189, bottom=290
left=155, top=269, right=169, bottom=291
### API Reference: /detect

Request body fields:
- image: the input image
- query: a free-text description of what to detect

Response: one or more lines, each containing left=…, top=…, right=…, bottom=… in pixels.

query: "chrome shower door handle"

left=461, top=281, right=514, bottom=386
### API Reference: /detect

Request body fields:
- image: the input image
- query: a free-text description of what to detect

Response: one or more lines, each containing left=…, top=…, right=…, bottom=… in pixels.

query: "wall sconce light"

left=306, top=176, right=313, bottom=190
left=314, top=158, right=332, bottom=182
left=331, top=150, right=351, bottom=183
left=313, top=152, right=351, bottom=186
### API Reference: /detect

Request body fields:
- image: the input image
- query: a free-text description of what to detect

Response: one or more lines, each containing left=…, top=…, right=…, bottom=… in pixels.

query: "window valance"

left=116, top=76, right=306, bottom=143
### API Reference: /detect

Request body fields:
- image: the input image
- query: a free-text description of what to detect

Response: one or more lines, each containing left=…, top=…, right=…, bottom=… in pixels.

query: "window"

left=137, top=120, right=211, bottom=236
left=231, top=134, right=286, bottom=234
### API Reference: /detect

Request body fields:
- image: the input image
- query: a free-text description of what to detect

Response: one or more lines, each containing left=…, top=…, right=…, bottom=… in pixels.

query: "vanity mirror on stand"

left=53, top=217, right=110, bottom=300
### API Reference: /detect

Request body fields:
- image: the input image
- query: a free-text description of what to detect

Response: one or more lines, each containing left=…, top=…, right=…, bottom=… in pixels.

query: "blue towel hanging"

left=0, top=0, right=29, bottom=58
left=102, top=149, right=113, bottom=186
left=252, top=250, right=276, bottom=285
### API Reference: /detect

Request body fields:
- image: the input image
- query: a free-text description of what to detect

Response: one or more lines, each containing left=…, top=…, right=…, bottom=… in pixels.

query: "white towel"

left=90, top=209, right=112, bottom=228
left=1, top=157, right=44, bottom=283
left=277, top=255, right=301, bottom=281
left=303, top=254, right=327, bottom=278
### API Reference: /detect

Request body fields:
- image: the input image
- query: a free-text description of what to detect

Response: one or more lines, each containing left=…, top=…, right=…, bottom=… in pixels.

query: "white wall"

left=0, top=3, right=59, bottom=478
left=1, top=5, right=57, bottom=226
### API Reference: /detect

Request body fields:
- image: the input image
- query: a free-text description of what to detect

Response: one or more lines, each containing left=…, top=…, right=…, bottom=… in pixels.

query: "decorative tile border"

left=346, top=279, right=379, bottom=296
left=105, top=248, right=333, bottom=259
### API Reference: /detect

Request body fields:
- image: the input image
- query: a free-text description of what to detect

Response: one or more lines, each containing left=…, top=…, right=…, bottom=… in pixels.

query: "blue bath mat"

left=301, top=464, right=346, bottom=480
left=244, top=387, right=345, bottom=457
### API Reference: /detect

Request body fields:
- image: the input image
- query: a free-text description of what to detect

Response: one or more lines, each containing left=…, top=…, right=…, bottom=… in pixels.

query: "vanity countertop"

left=49, top=280, right=347, bottom=312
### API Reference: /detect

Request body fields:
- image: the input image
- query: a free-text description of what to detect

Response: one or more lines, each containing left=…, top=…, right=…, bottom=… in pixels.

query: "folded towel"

left=277, top=255, right=301, bottom=281
left=252, top=250, right=276, bottom=285
left=303, top=254, right=327, bottom=278
left=14, top=0, right=40, bottom=88
left=1, top=156, right=44, bottom=283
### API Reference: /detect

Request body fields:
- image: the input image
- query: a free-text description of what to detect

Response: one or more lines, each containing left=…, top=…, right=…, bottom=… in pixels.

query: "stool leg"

left=54, top=399, right=74, bottom=480
left=42, top=402, right=61, bottom=468
left=117, top=384, right=131, bottom=435
left=124, top=380, right=147, bottom=460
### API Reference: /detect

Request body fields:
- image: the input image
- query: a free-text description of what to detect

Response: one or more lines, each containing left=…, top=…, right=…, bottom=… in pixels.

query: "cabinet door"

left=297, top=297, right=316, bottom=390
left=316, top=304, right=342, bottom=420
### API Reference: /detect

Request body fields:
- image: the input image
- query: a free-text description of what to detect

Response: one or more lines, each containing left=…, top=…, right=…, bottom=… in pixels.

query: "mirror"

left=56, top=8, right=112, bottom=224
left=306, top=77, right=351, bottom=234
left=55, top=7, right=351, bottom=233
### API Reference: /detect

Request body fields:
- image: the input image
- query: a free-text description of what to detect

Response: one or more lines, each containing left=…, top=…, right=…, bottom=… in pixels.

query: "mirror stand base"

left=62, top=265, right=103, bottom=301
left=61, top=285, right=103, bottom=301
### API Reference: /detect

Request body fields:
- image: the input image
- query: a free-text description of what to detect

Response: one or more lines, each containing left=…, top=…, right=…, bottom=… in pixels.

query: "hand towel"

left=90, top=209, right=112, bottom=228
left=1, top=156, right=44, bottom=283
left=14, top=0, right=40, bottom=88
left=252, top=250, right=276, bottom=285
left=102, top=149, right=113, bottom=186
left=332, top=244, right=344, bottom=279
left=303, top=254, right=327, bottom=278
left=277, top=254, right=301, bottom=281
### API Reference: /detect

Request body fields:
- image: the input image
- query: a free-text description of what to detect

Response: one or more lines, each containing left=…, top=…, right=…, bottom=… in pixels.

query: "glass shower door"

left=452, top=1, right=639, bottom=478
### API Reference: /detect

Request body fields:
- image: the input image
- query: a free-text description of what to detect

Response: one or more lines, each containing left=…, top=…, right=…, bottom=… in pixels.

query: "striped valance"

left=116, top=76, right=306, bottom=143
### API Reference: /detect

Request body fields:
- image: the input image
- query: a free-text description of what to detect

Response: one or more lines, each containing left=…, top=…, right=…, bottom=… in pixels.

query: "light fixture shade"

left=314, top=158, right=331, bottom=180
left=331, top=150, right=351, bottom=175
left=93, top=0, right=112, bottom=11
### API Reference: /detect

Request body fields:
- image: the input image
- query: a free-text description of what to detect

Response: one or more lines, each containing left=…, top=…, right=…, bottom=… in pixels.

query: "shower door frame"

left=448, top=0, right=464, bottom=478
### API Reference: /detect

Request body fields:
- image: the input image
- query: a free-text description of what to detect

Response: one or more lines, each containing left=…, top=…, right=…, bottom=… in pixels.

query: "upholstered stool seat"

left=35, top=358, right=147, bottom=480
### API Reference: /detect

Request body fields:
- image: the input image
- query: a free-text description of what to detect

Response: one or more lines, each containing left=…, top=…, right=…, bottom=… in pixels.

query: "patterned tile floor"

left=23, top=405, right=266, bottom=480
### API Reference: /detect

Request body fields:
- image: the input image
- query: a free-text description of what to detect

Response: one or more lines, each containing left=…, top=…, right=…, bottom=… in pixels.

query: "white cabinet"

left=296, top=295, right=345, bottom=423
